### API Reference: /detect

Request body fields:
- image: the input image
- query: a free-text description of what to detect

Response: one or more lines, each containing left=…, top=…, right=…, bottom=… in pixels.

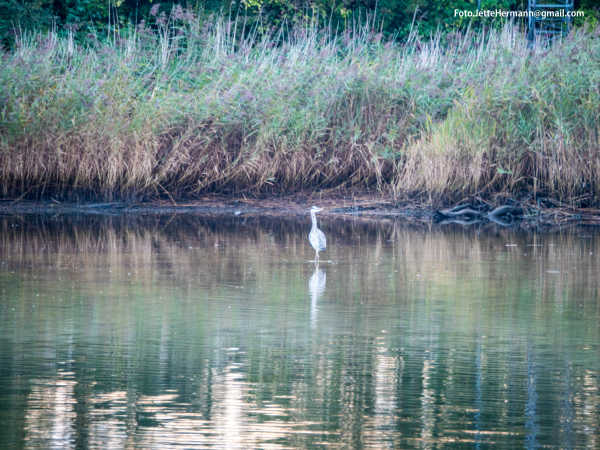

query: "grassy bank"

left=1, top=12, right=599, bottom=204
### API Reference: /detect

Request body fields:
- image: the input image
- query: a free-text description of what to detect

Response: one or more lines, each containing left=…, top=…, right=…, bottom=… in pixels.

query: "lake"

left=0, top=213, right=599, bottom=448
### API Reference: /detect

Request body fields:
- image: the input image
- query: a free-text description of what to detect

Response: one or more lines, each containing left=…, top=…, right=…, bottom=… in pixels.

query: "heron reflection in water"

left=308, top=206, right=326, bottom=264
left=309, top=265, right=326, bottom=328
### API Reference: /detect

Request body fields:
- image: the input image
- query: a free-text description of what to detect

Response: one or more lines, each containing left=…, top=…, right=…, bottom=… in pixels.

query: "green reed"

left=1, top=8, right=598, bottom=203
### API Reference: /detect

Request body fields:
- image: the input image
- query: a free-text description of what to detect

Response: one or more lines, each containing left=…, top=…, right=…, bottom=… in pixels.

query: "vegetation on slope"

left=0, top=9, right=599, bottom=203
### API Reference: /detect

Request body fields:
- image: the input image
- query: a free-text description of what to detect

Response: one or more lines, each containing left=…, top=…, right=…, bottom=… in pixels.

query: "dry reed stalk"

left=1, top=19, right=598, bottom=204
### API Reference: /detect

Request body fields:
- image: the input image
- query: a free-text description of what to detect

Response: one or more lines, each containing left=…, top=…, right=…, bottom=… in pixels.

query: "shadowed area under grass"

left=0, top=11, right=599, bottom=204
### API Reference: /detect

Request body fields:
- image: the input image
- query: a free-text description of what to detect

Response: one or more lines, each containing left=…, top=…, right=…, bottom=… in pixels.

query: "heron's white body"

left=309, top=206, right=326, bottom=262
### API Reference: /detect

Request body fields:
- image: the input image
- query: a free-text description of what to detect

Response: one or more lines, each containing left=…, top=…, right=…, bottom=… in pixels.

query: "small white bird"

left=308, top=206, right=326, bottom=263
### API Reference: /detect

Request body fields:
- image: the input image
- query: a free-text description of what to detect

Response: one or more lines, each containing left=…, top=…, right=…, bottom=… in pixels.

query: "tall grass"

left=0, top=8, right=599, bottom=204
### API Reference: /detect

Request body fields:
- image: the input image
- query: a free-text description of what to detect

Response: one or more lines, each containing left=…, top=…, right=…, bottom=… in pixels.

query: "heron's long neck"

left=310, top=211, right=318, bottom=229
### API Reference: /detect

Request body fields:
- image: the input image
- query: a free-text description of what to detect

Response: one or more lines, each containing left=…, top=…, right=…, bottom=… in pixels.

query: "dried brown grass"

left=1, top=19, right=598, bottom=204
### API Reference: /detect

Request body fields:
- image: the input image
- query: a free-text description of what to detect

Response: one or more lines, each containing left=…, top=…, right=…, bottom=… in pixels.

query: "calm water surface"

left=0, top=214, right=599, bottom=448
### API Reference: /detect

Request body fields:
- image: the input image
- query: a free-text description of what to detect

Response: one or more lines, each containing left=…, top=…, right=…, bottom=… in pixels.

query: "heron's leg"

left=315, top=251, right=319, bottom=264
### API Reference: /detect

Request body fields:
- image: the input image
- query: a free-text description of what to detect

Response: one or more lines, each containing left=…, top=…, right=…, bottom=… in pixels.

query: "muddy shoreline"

left=1, top=194, right=600, bottom=229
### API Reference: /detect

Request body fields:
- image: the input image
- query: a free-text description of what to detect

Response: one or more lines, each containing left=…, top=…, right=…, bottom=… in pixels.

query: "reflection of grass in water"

left=1, top=215, right=599, bottom=359
left=1, top=216, right=599, bottom=319
left=0, top=216, right=599, bottom=448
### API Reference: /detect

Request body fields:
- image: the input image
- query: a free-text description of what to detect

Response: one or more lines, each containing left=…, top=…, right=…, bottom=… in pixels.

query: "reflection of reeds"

left=1, top=216, right=599, bottom=447
left=1, top=215, right=599, bottom=330
left=1, top=16, right=599, bottom=203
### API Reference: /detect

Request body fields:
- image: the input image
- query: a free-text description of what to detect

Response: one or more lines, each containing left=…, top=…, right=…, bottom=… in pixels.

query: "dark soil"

left=1, top=193, right=599, bottom=229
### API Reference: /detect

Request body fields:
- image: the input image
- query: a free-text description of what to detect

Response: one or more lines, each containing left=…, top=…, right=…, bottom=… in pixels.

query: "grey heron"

left=308, top=206, right=326, bottom=263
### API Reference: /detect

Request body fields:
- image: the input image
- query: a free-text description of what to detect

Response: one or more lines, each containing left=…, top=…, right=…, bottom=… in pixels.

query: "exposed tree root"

left=436, top=203, right=523, bottom=226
